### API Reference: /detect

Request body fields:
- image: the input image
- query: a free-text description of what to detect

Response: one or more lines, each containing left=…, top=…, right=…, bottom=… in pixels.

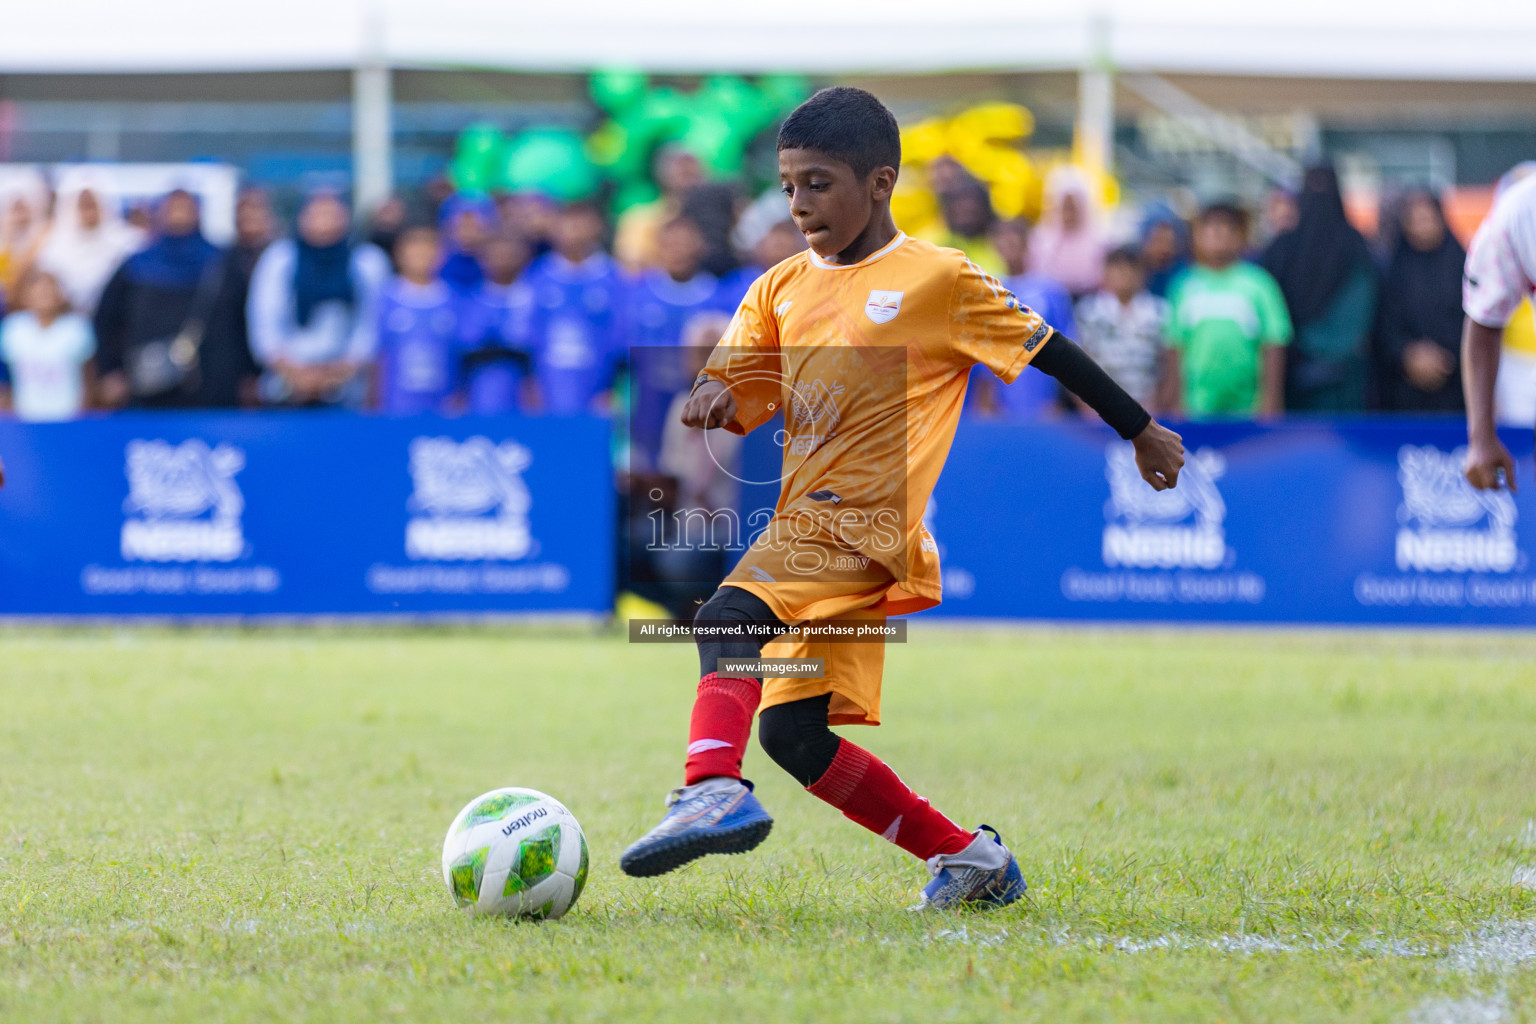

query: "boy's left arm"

left=1259, top=345, right=1286, bottom=418
left=951, top=258, right=1184, bottom=490
left=1033, top=333, right=1185, bottom=491
left=1256, top=272, right=1293, bottom=418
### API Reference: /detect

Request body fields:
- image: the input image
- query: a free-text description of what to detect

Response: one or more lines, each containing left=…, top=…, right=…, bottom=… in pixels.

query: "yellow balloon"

left=896, top=101, right=1116, bottom=226
left=900, top=119, right=951, bottom=166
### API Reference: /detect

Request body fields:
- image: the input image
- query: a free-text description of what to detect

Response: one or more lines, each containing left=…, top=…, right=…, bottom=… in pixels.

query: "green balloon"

left=682, top=114, right=737, bottom=177
left=701, top=75, right=755, bottom=119
left=578, top=72, right=816, bottom=212
left=758, top=74, right=812, bottom=115
left=641, top=88, right=692, bottom=142
left=503, top=128, right=598, bottom=202
left=451, top=123, right=506, bottom=192
left=614, top=179, right=659, bottom=212
left=590, top=69, right=649, bottom=115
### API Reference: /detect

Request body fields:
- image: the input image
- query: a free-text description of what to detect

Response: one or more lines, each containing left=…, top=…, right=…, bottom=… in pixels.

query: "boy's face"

left=778, top=148, right=895, bottom=260
left=755, top=221, right=806, bottom=268
left=1195, top=216, right=1243, bottom=267
left=1103, top=260, right=1143, bottom=302
left=1142, top=222, right=1178, bottom=266
left=479, top=236, right=527, bottom=285
left=450, top=210, right=489, bottom=251
left=22, top=273, right=65, bottom=316
left=235, top=194, right=274, bottom=247
left=395, top=231, right=440, bottom=281
left=942, top=190, right=990, bottom=237
left=656, top=220, right=705, bottom=281
left=553, top=208, right=604, bottom=260
left=990, top=223, right=1028, bottom=275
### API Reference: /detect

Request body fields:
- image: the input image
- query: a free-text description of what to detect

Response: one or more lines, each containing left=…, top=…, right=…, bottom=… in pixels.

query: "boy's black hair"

left=1105, top=244, right=1142, bottom=268
left=1198, top=200, right=1249, bottom=233
left=777, top=87, right=901, bottom=180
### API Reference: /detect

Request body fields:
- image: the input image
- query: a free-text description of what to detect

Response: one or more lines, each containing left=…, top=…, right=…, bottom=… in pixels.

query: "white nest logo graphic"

left=1101, top=443, right=1229, bottom=570
left=120, top=439, right=247, bottom=562
left=405, top=436, right=534, bottom=561
left=785, top=379, right=844, bottom=457
left=1395, top=445, right=1518, bottom=573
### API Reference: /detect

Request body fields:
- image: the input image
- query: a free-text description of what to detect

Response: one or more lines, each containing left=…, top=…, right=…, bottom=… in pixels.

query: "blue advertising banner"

left=2, top=412, right=1532, bottom=625
left=0, top=413, right=613, bottom=617
left=927, top=417, right=1536, bottom=626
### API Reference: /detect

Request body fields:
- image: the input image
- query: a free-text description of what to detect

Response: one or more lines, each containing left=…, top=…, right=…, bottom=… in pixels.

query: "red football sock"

left=683, top=673, right=762, bottom=784
left=806, top=740, right=972, bottom=861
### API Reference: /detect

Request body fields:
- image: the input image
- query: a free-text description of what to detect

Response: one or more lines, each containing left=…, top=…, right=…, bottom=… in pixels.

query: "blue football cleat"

left=913, top=825, right=1027, bottom=910
left=620, top=777, right=774, bottom=877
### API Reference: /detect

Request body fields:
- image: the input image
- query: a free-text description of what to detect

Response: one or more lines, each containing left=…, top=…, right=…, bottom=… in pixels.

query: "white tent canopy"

left=3, top=0, right=1536, bottom=81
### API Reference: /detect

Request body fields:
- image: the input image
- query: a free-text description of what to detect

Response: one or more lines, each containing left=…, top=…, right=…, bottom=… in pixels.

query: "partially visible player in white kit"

left=1463, top=167, right=1536, bottom=491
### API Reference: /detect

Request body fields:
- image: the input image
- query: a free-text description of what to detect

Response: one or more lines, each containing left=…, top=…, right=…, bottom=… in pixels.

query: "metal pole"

left=352, top=4, right=392, bottom=218
left=1075, top=14, right=1114, bottom=177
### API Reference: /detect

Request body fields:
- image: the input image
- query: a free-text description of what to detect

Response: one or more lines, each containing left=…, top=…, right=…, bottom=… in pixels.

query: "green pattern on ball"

left=456, top=791, right=541, bottom=834
left=570, top=832, right=590, bottom=904
left=516, top=825, right=561, bottom=889
left=449, top=845, right=490, bottom=908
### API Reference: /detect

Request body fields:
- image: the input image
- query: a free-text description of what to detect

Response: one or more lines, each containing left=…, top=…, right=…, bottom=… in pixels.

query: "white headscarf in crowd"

left=0, top=168, right=50, bottom=295
left=37, top=170, right=144, bottom=314
left=0, top=169, right=49, bottom=249
left=1027, top=166, right=1110, bottom=296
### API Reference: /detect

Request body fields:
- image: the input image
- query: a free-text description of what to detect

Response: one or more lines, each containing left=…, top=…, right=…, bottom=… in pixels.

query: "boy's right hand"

left=1131, top=419, right=1185, bottom=491
left=681, top=379, right=737, bottom=430
left=1466, top=433, right=1518, bottom=492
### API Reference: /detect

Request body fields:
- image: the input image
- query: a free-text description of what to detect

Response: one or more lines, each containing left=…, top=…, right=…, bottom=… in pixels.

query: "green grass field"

left=3, top=626, right=1536, bottom=1023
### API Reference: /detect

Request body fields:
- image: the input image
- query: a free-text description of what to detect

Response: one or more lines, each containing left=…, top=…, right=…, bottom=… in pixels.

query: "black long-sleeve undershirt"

left=1030, top=333, right=1152, bottom=440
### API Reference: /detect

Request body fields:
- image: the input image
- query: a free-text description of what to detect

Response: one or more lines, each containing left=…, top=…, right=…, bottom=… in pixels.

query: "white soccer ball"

left=440, top=787, right=589, bottom=919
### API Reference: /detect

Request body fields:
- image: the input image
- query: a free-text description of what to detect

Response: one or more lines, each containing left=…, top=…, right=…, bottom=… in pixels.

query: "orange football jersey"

left=700, top=232, right=1054, bottom=612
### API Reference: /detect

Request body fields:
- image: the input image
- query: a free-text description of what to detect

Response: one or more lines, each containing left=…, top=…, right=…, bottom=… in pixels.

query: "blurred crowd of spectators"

left=0, top=148, right=1521, bottom=439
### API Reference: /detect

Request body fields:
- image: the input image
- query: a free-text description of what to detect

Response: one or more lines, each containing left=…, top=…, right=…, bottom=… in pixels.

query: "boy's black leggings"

left=695, top=585, right=843, bottom=786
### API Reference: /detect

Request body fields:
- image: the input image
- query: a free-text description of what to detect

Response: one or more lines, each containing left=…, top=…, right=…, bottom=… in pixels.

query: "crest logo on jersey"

left=864, top=290, right=903, bottom=325
left=120, top=439, right=247, bottom=562
left=404, top=436, right=535, bottom=561
left=1395, top=445, right=1518, bottom=572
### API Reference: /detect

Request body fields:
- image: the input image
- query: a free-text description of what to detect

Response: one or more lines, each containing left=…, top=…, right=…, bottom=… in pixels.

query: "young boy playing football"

left=620, top=87, right=1186, bottom=908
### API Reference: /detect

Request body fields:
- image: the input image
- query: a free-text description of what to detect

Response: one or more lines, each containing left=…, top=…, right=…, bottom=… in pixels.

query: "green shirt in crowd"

left=1166, top=262, right=1293, bottom=417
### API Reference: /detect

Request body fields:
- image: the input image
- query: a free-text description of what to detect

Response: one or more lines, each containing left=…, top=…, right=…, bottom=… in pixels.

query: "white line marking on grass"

left=934, top=927, right=1010, bottom=947
left=929, top=927, right=1432, bottom=958
left=1403, top=821, right=1536, bottom=1023
left=1107, top=933, right=1333, bottom=955
left=1405, top=995, right=1506, bottom=1024
left=1447, top=920, right=1536, bottom=975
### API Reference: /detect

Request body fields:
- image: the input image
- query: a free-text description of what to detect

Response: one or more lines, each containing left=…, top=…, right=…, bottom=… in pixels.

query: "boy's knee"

left=758, top=698, right=841, bottom=787
left=696, top=586, right=785, bottom=677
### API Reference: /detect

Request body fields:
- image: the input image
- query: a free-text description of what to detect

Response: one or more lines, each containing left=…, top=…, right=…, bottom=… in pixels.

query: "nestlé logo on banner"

left=405, top=436, right=535, bottom=561
left=1102, top=443, right=1229, bottom=570
left=1395, top=445, right=1519, bottom=573
left=120, top=439, right=247, bottom=562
